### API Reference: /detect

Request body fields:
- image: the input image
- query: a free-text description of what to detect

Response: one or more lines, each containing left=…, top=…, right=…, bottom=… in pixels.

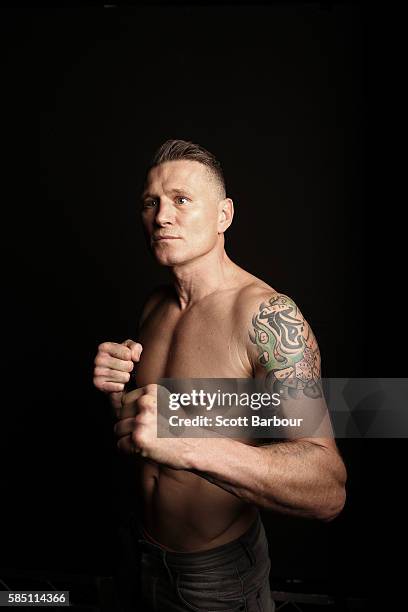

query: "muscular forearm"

left=188, top=438, right=347, bottom=521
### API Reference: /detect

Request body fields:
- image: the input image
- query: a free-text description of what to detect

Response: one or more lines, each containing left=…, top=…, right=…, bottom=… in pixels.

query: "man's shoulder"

left=235, top=279, right=313, bottom=340
left=234, top=278, right=292, bottom=321
left=236, top=282, right=321, bottom=379
left=233, top=279, right=315, bottom=349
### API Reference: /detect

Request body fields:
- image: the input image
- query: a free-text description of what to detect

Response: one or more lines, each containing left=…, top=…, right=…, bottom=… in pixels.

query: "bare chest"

left=135, top=301, right=251, bottom=386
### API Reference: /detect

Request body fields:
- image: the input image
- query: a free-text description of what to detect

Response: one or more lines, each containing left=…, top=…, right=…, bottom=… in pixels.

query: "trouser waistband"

left=133, top=512, right=263, bottom=572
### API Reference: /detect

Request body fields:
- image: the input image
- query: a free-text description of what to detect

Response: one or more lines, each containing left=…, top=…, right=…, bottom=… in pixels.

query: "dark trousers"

left=123, top=511, right=275, bottom=612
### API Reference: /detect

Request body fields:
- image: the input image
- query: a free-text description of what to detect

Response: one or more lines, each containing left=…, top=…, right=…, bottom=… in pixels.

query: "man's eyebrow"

left=141, top=187, right=194, bottom=200
left=169, top=187, right=194, bottom=196
left=141, top=192, right=154, bottom=201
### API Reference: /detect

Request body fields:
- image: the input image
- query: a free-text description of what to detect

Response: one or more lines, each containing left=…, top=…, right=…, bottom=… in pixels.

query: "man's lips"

left=152, top=236, right=180, bottom=241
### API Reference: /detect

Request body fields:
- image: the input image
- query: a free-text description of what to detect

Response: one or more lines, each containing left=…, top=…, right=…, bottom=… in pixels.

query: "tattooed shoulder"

left=248, top=292, right=321, bottom=398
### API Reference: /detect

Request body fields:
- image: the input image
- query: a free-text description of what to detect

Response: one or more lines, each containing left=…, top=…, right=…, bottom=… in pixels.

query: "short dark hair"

left=145, top=139, right=226, bottom=199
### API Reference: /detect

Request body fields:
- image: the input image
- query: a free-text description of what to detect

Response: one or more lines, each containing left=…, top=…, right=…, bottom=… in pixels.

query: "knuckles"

left=92, top=376, right=101, bottom=388
left=93, top=377, right=123, bottom=392
left=132, top=428, right=147, bottom=449
left=98, top=342, right=110, bottom=352
left=122, top=388, right=157, bottom=410
left=137, top=394, right=157, bottom=412
left=97, top=341, right=132, bottom=361
left=143, top=383, right=158, bottom=395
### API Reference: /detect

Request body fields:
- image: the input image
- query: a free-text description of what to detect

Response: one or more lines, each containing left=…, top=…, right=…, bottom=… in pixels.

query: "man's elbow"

left=317, top=486, right=346, bottom=522
left=317, top=467, right=347, bottom=522
left=316, top=450, right=347, bottom=522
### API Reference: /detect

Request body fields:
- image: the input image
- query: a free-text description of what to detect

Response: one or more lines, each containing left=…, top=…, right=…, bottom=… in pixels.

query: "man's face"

left=141, top=160, right=223, bottom=267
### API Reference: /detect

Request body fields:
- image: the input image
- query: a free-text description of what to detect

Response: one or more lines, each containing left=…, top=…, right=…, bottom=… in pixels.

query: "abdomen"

left=139, top=461, right=256, bottom=551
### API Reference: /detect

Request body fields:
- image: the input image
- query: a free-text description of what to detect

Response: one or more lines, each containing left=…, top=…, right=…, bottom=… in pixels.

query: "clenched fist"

left=93, top=339, right=143, bottom=416
left=114, top=384, right=202, bottom=470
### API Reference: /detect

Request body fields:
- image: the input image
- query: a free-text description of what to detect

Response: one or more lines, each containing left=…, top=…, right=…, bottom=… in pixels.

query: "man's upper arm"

left=246, top=291, right=337, bottom=452
left=248, top=291, right=321, bottom=388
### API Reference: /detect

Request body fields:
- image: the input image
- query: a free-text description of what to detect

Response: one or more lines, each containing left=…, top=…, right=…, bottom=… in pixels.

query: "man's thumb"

left=122, top=339, right=143, bottom=362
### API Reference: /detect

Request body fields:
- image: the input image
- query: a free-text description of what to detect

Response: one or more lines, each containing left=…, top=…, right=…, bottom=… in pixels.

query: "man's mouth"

left=152, top=236, right=180, bottom=241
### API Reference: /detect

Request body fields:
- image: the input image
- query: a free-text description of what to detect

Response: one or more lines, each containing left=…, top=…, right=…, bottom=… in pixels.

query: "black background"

left=0, top=1, right=399, bottom=606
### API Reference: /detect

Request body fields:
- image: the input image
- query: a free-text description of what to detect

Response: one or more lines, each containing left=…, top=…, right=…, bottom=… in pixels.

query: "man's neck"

left=169, top=249, right=240, bottom=310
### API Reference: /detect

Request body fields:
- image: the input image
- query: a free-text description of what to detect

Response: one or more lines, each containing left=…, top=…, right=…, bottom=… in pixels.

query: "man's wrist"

left=109, top=392, right=123, bottom=419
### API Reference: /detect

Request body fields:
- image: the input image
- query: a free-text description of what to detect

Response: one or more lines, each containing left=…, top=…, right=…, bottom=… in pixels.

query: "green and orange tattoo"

left=249, top=293, right=322, bottom=398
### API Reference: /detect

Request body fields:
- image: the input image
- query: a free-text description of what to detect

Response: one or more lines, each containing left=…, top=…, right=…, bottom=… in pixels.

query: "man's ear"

left=218, top=198, right=234, bottom=233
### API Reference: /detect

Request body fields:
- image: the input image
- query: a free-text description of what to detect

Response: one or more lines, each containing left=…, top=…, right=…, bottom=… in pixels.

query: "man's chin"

left=153, top=252, right=187, bottom=267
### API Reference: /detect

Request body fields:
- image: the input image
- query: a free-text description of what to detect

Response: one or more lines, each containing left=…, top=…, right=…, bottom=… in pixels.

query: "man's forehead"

left=144, top=160, right=211, bottom=192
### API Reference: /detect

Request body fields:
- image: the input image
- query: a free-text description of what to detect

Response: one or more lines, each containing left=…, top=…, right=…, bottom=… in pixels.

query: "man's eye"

left=143, top=199, right=157, bottom=208
left=176, top=196, right=189, bottom=205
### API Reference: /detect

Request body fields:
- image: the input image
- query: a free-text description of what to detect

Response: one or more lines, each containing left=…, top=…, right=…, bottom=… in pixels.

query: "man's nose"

left=154, top=199, right=175, bottom=226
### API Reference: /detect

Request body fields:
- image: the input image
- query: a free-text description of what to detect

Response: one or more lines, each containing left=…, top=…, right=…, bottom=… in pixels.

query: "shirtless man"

left=93, top=139, right=347, bottom=611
